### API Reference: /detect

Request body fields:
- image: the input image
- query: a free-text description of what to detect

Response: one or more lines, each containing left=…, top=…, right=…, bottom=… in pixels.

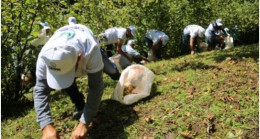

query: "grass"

left=1, top=44, right=259, bottom=139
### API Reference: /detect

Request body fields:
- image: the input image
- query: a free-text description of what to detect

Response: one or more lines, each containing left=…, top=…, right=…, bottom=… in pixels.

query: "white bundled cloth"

left=147, top=50, right=155, bottom=61
left=224, top=36, right=234, bottom=49
left=111, top=64, right=155, bottom=105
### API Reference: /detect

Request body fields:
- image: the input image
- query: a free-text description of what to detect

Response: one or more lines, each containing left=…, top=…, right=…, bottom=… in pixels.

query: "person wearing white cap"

left=21, top=22, right=52, bottom=86
left=182, top=25, right=205, bottom=55
left=144, top=30, right=169, bottom=61
left=33, top=24, right=104, bottom=139
left=68, top=16, right=77, bottom=25
left=205, top=19, right=229, bottom=50
left=99, top=26, right=137, bottom=62
left=122, top=40, right=150, bottom=63
left=115, top=40, right=150, bottom=69
left=31, top=22, right=51, bottom=48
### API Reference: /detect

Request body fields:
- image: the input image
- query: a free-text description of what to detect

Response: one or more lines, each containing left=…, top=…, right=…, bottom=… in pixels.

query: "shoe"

left=73, top=109, right=83, bottom=120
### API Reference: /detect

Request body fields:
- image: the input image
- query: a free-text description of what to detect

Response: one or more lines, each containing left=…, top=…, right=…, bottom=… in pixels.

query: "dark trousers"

left=63, top=79, right=85, bottom=111
left=144, top=37, right=162, bottom=59
left=64, top=49, right=121, bottom=111
left=106, top=44, right=114, bottom=58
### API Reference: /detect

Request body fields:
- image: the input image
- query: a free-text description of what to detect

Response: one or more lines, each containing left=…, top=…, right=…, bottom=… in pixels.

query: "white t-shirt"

left=145, top=30, right=168, bottom=45
left=31, top=31, right=50, bottom=47
left=205, top=23, right=222, bottom=37
left=104, top=27, right=127, bottom=45
left=36, top=24, right=104, bottom=79
left=121, top=44, right=140, bottom=57
left=183, top=25, right=205, bottom=38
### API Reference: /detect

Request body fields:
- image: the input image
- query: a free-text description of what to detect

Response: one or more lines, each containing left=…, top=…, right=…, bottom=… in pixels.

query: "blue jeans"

left=64, top=48, right=120, bottom=114
left=100, top=48, right=121, bottom=80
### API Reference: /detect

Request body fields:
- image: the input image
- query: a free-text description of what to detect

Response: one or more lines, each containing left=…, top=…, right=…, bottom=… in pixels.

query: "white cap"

left=41, top=42, right=78, bottom=89
left=68, top=17, right=77, bottom=25
left=127, top=40, right=135, bottom=45
left=162, top=34, right=169, bottom=45
left=216, top=19, right=223, bottom=26
left=40, top=22, right=50, bottom=30
left=128, top=26, right=136, bottom=37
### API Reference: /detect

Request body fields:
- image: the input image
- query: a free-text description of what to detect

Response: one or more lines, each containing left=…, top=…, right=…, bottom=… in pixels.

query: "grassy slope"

left=1, top=44, right=259, bottom=139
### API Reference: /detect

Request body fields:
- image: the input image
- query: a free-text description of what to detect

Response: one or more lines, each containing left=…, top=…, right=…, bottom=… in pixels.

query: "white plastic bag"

left=224, top=36, right=234, bottom=49
left=111, top=64, right=155, bottom=105
left=147, top=50, right=155, bottom=61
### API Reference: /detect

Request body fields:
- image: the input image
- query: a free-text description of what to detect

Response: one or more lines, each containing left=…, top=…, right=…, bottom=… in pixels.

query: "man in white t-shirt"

left=205, top=19, right=229, bottom=50
left=182, top=25, right=205, bottom=55
left=34, top=24, right=104, bottom=139
left=144, top=30, right=169, bottom=61
left=122, top=40, right=150, bottom=63
left=22, top=22, right=51, bottom=85
left=99, top=26, right=137, bottom=62
left=114, top=40, right=150, bottom=69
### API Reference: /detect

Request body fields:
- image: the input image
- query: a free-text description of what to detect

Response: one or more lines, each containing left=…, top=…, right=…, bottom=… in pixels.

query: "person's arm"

left=71, top=70, right=104, bottom=139
left=189, top=37, right=195, bottom=53
left=141, top=55, right=150, bottom=62
left=151, top=42, right=158, bottom=61
left=33, top=56, right=58, bottom=138
left=116, top=39, right=133, bottom=62
left=34, top=79, right=57, bottom=138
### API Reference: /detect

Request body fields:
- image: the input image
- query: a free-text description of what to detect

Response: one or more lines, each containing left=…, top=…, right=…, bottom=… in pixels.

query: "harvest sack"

left=224, top=36, right=234, bottom=49
left=111, top=64, right=155, bottom=105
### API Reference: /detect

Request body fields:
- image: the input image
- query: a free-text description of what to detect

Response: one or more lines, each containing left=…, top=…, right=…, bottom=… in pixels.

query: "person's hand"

left=70, top=122, right=88, bottom=139
left=41, top=124, right=59, bottom=139
left=128, top=57, right=134, bottom=63
left=191, top=50, right=195, bottom=55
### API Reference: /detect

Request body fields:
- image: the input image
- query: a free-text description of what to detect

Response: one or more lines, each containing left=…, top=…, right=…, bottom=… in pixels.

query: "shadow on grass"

left=87, top=84, right=160, bottom=139
left=170, top=61, right=221, bottom=72
left=197, top=44, right=259, bottom=63
left=1, top=99, right=34, bottom=121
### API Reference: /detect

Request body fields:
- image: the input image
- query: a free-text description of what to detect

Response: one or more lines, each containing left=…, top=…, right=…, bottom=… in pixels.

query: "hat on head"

left=216, top=19, right=223, bottom=26
left=127, top=40, right=135, bottom=45
left=128, top=26, right=136, bottom=37
left=68, top=17, right=77, bottom=25
left=41, top=42, right=78, bottom=89
left=40, top=22, right=50, bottom=30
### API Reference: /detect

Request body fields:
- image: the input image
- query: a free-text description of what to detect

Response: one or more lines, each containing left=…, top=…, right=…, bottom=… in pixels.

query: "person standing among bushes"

left=144, top=30, right=169, bottom=61
left=33, top=23, right=104, bottom=139
left=22, top=22, right=51, bottom=85
left=182, top=25, right=205, bottom=55
left=205, top=19, right=229, bottom=50
left=99, top=26, right=137, bottom=61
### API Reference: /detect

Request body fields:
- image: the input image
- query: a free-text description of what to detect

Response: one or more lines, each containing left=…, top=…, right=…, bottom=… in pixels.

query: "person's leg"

left=182, top=34, right=190, bottom=55
left=194, top=37, right=199, bottom=53
left=63, top=78, right=85, bottom=119
left=106, top=44, right=114, bottom=57
left=206, top=36, right=216, bottom=51
left=100, top=48, right=121, bottom=80
left=144, top=37, right=153, bottom=49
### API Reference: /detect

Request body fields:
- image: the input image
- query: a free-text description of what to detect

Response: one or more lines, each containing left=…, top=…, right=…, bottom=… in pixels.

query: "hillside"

left=2, top=44, right=259, bottom=139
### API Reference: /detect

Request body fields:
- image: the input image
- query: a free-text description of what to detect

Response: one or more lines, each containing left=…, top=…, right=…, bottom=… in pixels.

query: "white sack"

left=111, top=64, right=155, bottom=105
